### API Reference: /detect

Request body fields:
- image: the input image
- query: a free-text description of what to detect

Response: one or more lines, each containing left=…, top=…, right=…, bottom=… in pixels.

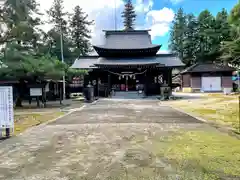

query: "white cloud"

left=37, top=0, right=124, bottom=45
left=149, top=23, right=170, bottom=39
left=36, top=0, right=174, bottom=46
left=157, top=49, right=170, bottom=54
left=142, top=7, right=174, bottom=40
left=135, top=0, right=153, bottom=13
left=146, top=7, right=174, bottom=24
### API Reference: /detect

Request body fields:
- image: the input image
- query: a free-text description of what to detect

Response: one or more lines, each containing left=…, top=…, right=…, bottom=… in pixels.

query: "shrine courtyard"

left=0, top=98, right=239, bottom=180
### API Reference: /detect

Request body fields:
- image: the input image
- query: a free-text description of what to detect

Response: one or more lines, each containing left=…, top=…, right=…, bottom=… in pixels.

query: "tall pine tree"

left=69, top=5, right=94, bottom=57
left=0, top=0, right=66, bottom=107
left=220, top=2, right=240, bottom=67
left=183, top=14, right=198, bottom=66
left=121, top=0, right=136, bottom=30
left=47, top=0, right=68, bottom=33
left=169, top=8, right=187, bottom=64
left=46, top=0, right=73, bottom=64
left=196, top=10, right=216, bottom=62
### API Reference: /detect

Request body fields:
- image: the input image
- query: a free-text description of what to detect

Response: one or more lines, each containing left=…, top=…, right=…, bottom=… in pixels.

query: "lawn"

left=121, top=129, right=240, bottom=179
left=155, top=130, right=240, bottom=179
left=13, top=112, right=64, bottom=135
left=165, top=94, right=239, bottom=130
left=87, top=128, right=240, bottom=180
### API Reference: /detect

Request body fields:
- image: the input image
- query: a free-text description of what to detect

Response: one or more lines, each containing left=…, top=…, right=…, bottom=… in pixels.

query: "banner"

left=0, top=86, right=14, bottom=129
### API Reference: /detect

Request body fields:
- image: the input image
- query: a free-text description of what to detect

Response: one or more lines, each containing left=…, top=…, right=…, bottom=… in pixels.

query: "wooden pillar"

left=168, top=68, right=172, bottom=86
left=107, top=73, right=111, bottom=97
left=144, top=70, right=147, bottom=96
left=167, top=68, right=172, bottom=96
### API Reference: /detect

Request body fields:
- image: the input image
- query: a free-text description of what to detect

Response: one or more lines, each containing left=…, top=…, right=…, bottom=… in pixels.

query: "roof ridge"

left=180, top=63, right=198, bottom=74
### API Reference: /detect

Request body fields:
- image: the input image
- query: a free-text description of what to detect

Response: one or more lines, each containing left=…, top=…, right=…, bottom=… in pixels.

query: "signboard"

left=30, top=88, right=42, bottom=96
left=0, top=86, right=14, bottom=129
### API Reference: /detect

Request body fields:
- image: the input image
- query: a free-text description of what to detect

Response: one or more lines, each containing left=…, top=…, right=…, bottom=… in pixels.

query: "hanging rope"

left=106, top=69, right=147, bottom=76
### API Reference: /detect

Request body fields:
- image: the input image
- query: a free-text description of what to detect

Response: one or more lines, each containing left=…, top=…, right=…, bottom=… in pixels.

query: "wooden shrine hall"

left=71, top=30, right=184, bottom=97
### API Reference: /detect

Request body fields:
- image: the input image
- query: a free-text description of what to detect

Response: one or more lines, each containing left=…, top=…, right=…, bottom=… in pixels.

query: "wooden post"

left=60, top=85, right=62, bottom=105
left=168, top=68, right=172, bottom=97
left=0, top=129, right=2, bottom=139
left=144, top=70, right=147, bottom=96
left=6, top=128, right=10, bottom=137
left=126, top=76, right=128, bottom=91
left=42, top=87, right=46, bottom=108
left=108, top=74, right=111, bottom=97
left=36, top=96, right=40, bottom=107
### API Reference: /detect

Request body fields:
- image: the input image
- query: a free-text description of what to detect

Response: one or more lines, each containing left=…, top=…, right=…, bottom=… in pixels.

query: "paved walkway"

left=0, top=99, right=205, bottom=180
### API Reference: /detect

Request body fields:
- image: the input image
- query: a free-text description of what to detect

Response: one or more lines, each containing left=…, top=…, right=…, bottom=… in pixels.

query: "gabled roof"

left=180, top=63, right=235, bottom=74
left=172, top=74, right=181, bottom=84
left=93, top=30, right=160, bottom=50
left=71, top=54, right=184, bottom=69
left=71, top=56, right=98, bottom=69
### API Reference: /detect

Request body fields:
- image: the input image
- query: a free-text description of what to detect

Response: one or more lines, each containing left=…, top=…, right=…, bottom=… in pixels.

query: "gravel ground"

left=0, top=99, right=207, bottom=180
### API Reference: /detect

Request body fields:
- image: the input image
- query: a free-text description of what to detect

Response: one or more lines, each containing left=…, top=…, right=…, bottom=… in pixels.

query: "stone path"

left=0, top=99, right=205, bottom=180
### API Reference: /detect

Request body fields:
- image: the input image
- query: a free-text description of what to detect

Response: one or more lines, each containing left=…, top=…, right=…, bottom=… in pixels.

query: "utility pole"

left=114, top=0, right=117, bottom=30
left=60, top=27, right=66, bottom=101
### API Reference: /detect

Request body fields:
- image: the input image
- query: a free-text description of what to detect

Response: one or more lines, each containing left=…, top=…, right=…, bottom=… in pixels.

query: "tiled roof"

left=71, top=54, right=184, bottom=69
left=93, top=30, right=160, bottom=50
left=181, top=63, right=235, bottom=74
left=71, top=56, right=98, bottom=69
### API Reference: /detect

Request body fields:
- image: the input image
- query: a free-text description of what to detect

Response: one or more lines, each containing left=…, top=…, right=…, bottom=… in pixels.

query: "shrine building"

left=71, top=29, right=184, bottom=97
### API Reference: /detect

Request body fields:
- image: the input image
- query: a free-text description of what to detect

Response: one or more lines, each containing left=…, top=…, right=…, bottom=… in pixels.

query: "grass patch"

left=154, top=130, right=240, bottom=179
left=183, top=103, right=238, bottom=129
left=206, top=93, right=239, bottom=98
left=167, top=96, right=239, bottom=130
left=13, top=112, right=64, bottom=135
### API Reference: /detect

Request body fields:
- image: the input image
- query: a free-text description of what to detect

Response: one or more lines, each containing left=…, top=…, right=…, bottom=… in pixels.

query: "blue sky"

left=39, top=0, right=239, bottom=52
left=150, top=0, right=239, bottom=51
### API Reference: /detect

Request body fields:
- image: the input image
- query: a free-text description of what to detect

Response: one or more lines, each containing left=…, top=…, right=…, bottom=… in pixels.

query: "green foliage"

left=0, top=43, right=66, bottom=80
left=183, top=14, right=198, bottom=66
left=219, top=1, right=240, bottom=67
left=45, top=0, right=93, bottom=65
left=46, top=0, right=68, bottom=33
left=66, top=68, right=88, bottom=81
left=220, top=38, right=240, bottom=66
left=0, top=0, right=93, bottom=107
left=121, top=0, right=136, bottom=30
left=69, top=5, right=94, bottom=57
left=229, top=0, right=240, bottom=26
left=169, top=7, right=233, bottom=66
left=0, top=0, right=94, bottom=84
left=169, top=8, right=187, bottom=63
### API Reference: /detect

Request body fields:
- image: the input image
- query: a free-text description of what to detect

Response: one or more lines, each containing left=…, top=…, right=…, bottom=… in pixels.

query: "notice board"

left=0, top=86, right=14, bottom=129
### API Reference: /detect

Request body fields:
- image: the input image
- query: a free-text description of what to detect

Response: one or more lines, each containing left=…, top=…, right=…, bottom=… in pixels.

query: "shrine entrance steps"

left=111, top=91, right=145, bottom=99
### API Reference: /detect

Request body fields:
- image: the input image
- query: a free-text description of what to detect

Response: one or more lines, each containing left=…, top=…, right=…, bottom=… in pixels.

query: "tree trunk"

left=15, top=79, right=25, bottom=107
left=15, top=96, right=23, bottom=107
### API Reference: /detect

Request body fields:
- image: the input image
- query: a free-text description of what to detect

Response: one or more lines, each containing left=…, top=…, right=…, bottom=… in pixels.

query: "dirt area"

left=0, top=99, right=239, bottom=180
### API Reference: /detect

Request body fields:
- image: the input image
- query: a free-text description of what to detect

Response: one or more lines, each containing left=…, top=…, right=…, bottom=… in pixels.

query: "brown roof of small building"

left=172, top=74, right=181, bottom=84
left=181, top=63, right=235, bottom=74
